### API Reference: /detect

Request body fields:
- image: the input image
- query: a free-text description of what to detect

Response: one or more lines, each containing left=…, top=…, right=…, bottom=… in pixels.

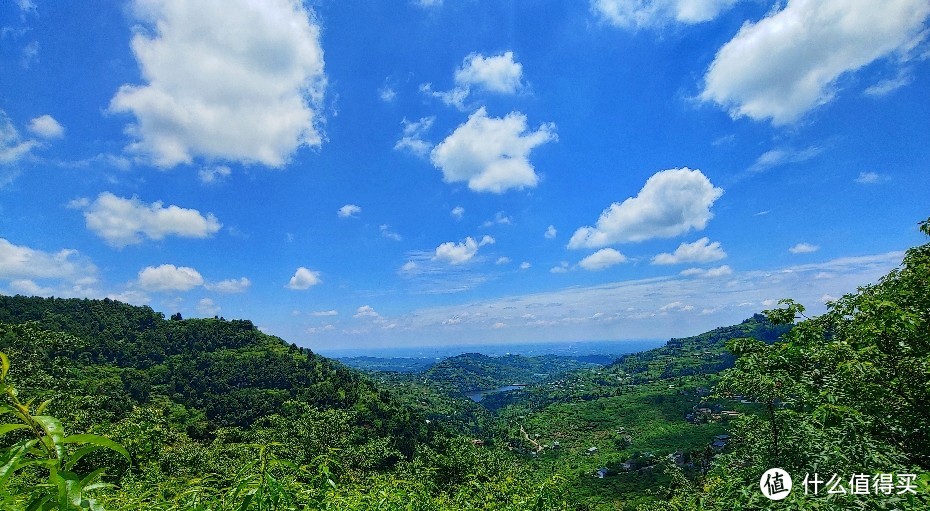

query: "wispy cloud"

left=362, top=251, right=905, bottom=346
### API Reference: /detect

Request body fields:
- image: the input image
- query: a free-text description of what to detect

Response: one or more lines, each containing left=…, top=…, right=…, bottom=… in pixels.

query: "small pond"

left=464, top=384, right=526, bottom=402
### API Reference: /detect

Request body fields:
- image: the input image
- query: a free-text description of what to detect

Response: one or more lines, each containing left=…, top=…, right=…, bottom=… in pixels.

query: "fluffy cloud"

left=109, top=0, right=326, bottom=167
left=568, top=168, right=723, bottom=249
left=579, top=248, right=627, bottom=271
left=380, top=225, right=402, bottom=241
left=205, top=277, right=251, bottom=293
left=74, top=192, right=221, bottom=247
left=701, top=0, right=930, bottom=125
left=481, top=211, right=512, bottom=227
left=287, top=267, right=322, bottom=290
left=378, top=86, right=397, bottom=103
left=550, top=261, right=570, bottom=273
left=433, top=235, right=494, bottom=265
left=354, top=305, right=381, bottom=319
left=337, top=204, right=361, bottom=218
left=198, top=165, right=231, bottom=184
left=394, top=116, right=435, bottom=157
left=660, top=301, right=695, bottom=312
left=451, top=206, right=465, bottom=220
left=430, top=108, right=556, bottom=193
left=0, top=238, right=97, bottom=284
left=423, top=52, right=524, bottom=109
left=652, top=237, right=726, bottom=265
left=1, top=111, right=39, bottom=167
left=592, top=0, right=738, bottom=28
left=789, top=243, right=820, bottom=254
left=27, top=115, right=64, bottom=139
left=137, top=264, right=204, bottom=292
left=454, top=51, right=524, bottom=94
left=679, top=265, right=733, bottom=278
left=545, top=225, right=557, bottom=239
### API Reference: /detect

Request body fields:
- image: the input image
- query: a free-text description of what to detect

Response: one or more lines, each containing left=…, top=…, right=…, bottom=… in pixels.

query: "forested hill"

left=422, top=352, right=605, bottom=392
left=0, top=295, right=426, bottom=452
left=609, top=313, right=792, bottom=382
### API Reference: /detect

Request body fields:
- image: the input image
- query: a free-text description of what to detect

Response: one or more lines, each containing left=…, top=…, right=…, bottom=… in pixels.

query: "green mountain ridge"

left=1, top=226, right=928, bottom=510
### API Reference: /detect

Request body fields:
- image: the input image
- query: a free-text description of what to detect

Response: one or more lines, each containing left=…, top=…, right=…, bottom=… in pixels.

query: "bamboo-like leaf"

left=78, top=467, right=107, bottom=493
left=62, top=433, right=131, bottom=463
left=33, top=415, right=65, bottom=460
left=23, top=493, right=53, bottom=511
left=64, top=443, right=106, bottom=471
left=0, top=438, right=38, bottom=487
left=0, top=423, right=28, bottom=437
left=0, top=352, right=9, bottom=381
left=34, top=398, right=53, bottom=416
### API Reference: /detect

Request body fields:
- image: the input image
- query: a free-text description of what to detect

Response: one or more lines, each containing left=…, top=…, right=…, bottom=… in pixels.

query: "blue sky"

left=1, top=0, right=928, bottom=353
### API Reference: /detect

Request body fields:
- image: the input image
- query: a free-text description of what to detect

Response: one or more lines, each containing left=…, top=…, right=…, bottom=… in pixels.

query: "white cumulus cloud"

left=199, top=165, right=231, bottom=184
left=205, top=277, right=251, bottom=293
left=337, top=204, right=361, bottom=218
left=579, top=248, right=627, bottom=271
left=0, top=238, right=98, bottom=286
left=454, top=51, right=524, bottom=94
left=423, top=51, right=525, bottom=109
left=137, top=264, right=204, bottom=292
left=354, top=305, right=381, bottom=319
left=679, top=264, right=733, bottom=278
left=1, top=111, right=39, bottom=168
left=568, top=168, right=723, bottom=249
left=74, top=192, right=221, bottom=248
left=287, top=267, right=322, bottom=290
left=27, top=114, right=64, bottom=139
left=789, top=243, right=820, bottom=254
left=434, top=236, right=494, bottom=265
left=700, top=0, right=930, bottom=125
left=394, top=116, right=435, bottom=157
left=109, top=0, right=326, bottom=168
left=430, top=108, right=556, bottom=193
left=592, top=0, right=739, bottom=28
left=652, top=237, right=726, bottom=265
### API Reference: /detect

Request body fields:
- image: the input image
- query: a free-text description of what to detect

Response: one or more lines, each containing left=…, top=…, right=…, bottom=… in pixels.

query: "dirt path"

left=520, top=425, right=544, bottom=453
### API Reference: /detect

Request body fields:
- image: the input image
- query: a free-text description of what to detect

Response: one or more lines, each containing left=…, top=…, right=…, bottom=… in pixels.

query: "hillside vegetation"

left=0, top=218, right=928, bottom=509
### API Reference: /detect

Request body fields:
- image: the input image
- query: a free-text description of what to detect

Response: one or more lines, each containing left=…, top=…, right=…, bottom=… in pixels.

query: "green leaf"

left=33, top=415, right=65, bottom=460
left=0, top=352, right=8, bottom=382
left=34, top=399, right=53, bottom=416
left=62, top=434, right=131, bottom=463
left=0, top=423, right=28, bottom=437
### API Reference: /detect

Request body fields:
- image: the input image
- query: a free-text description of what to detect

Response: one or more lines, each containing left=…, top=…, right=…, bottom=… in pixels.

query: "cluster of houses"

left=593, top=434, right=731, bottom=479
left=685, top=404, right=740, bottom=424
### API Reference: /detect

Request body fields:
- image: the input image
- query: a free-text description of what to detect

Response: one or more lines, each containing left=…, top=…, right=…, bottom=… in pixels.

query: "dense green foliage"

left=649, top=220, right=930, bottom=509
left=0, top=297, right=562, bottom=509
left=610, top=314, right=792, bottom=383
left=1, top=218, right=928, bottom=508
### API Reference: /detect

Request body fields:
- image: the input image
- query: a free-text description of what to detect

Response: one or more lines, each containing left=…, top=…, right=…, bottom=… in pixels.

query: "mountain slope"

left=0, top=295, right=427, bottom=455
